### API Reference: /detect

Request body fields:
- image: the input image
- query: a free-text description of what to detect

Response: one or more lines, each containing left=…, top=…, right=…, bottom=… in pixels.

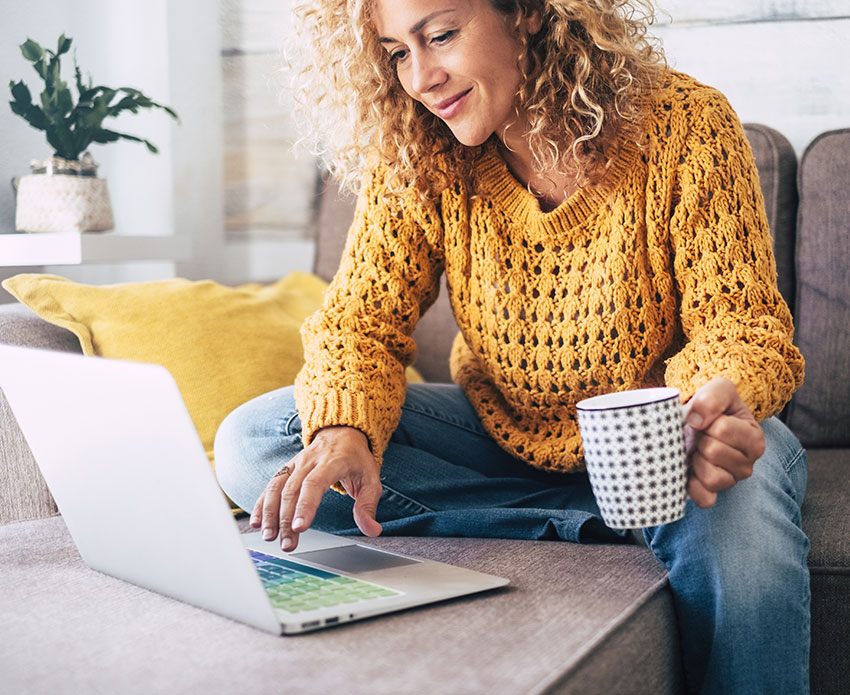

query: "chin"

left=448, top=127, right=493, bottom=148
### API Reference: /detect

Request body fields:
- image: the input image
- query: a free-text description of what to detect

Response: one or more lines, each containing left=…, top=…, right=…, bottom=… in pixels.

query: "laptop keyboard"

left=249, top=550, right=400, bottom=614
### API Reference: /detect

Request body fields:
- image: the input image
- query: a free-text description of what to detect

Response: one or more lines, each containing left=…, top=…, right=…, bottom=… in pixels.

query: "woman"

left=214, top=1, right=810, bottom=692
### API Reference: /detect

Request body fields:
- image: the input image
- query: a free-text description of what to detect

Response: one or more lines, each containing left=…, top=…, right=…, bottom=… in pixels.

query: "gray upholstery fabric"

left=785, top=129, right=850, bottom=447
left=0, top=516, right=672, bottom=695
left=0, top=399, right=57, bottom=524
left=804, top=449, right=850, bottom=570
left=742, top=124, right=798, bottom=315
left=313, top=174, right=357, bottom=284
left=546, top=590, right=683, bottom=694
left=0, top=304, right=80, bottom=523
left=0, top=303, right=81, bottom=352
left=802, top=450, right=850, bottom=695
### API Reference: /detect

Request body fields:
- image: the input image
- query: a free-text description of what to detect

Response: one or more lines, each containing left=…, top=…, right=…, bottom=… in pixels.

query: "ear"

left=525, top=8, right=543, bottom=35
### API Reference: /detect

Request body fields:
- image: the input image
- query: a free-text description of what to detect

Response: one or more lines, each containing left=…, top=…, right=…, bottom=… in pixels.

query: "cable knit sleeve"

left=294, top=166, right=444, bottom=464
left=664, top=90, right=804, bottom=418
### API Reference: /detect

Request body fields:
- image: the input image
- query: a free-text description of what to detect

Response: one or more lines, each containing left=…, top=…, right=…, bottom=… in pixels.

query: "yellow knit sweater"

left=295, top=71, right=804, bottom=474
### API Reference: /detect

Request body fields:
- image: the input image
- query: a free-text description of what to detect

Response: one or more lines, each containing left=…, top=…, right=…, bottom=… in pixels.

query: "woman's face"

left=372, top=0, right=541, bottom=148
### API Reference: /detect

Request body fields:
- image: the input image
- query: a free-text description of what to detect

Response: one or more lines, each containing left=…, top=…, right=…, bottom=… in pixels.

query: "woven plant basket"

left=14, top=154, right=114, bottom=233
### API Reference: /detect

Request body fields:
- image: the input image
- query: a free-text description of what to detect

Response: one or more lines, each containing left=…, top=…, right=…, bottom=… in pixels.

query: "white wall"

left=1, top=0, right=224, bottom=284
left=1, top=1, right=74, bottom=235
left=2, top=1, right=174, bottom=238
left=653, top=0, right=850, bottom=155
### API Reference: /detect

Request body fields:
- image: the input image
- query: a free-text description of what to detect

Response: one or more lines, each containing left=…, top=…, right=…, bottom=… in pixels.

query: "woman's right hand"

left=249, top=425, right=383, bottom=552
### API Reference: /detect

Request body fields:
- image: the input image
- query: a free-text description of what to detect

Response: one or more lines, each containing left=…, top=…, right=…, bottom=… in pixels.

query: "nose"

left=409, top=51, right=446, bottom=95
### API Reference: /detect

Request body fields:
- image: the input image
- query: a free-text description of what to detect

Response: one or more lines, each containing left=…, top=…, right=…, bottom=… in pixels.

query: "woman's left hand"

left=683, top=377, right=766, bottom=508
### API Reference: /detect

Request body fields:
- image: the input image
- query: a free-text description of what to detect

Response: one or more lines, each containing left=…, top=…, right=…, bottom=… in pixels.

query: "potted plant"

left=8, top=34, right=179, bottom=233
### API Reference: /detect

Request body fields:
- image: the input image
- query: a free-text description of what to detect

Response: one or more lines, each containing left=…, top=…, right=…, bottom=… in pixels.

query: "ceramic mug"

left=576, top=387, right=689, bottom=529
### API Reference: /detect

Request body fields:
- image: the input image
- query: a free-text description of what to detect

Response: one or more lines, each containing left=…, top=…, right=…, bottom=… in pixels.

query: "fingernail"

left=687, top=412, right=703, bottom=428
left=262, top=528, right=274, bottom=541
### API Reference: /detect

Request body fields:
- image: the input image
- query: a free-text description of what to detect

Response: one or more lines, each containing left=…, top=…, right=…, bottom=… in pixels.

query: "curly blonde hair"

left=287, top=0, right=666, bottom=201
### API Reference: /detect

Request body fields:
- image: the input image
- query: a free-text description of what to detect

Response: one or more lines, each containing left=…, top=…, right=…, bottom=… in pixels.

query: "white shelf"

left=0, top=233, right=191, bottom=267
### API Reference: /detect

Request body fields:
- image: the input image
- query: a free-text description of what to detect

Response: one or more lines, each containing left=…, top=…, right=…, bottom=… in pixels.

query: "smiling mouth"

left=433, top=89, right=472, bottom=119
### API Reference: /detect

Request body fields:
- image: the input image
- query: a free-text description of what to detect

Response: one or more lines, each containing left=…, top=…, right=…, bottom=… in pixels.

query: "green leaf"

left=89, top=128, right=121, bottom=144
left=56, top=34, right=72, bottom=56
left=107, top=94, right=143, bottom=117
left=20, top=39, right=44, bottom=62
left=33, top=58, right=48, bottom=80
left=44, top=120, right=78, bottom=160
left=115, top=87, right=180, bottom=123
left=48, top=58, right=62, bottom=90
left=9, top=98, right=31, bottom=120
left=9, top=79, right=32, bottom=105
left=11, top=34, right=179, bottom=159
left=55, top=85, right=73, bottom=116
left=25, top=105, right=49, bottom=131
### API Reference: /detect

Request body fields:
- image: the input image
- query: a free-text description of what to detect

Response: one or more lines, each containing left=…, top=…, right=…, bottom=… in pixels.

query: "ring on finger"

left=272, top=463, right=293, bottom=480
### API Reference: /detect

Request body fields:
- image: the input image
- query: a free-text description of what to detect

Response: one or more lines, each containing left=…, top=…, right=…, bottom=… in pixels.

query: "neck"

left=496, top=136, right=579, bottom=211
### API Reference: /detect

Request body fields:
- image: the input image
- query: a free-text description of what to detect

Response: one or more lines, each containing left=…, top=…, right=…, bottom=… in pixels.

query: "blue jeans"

left=215, top=383, right=810, bottom=695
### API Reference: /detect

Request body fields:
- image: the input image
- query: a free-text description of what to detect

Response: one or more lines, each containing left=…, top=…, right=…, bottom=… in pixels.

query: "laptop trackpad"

left=292, top=545, right=420, bottom=574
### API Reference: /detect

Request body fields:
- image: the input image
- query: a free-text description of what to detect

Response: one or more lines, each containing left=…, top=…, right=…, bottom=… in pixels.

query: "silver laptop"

left=0, top=345, right=508, bottom=635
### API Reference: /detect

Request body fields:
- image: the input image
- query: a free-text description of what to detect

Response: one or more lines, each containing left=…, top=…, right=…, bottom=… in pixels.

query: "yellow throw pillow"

left=2, top=272, right=424, bottom=481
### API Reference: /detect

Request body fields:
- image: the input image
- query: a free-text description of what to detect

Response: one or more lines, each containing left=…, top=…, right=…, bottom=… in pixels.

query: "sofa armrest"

left=0, top=303, right=81, bottom=524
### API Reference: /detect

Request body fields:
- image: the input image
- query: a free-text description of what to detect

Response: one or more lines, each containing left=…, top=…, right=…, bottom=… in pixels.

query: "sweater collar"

left=474, top=137, right=641, bottom=231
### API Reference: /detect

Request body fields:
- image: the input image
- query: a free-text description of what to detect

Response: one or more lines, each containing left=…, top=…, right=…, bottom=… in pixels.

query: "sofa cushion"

left=802, top=448, right=850, bottom=695
left=0, top=515, right=680, bottom=694
left=785, top=129, right=850, bottom=447
left=0, top=303, right=81, bottom=352
left=0, top=304, right=77, bottom=523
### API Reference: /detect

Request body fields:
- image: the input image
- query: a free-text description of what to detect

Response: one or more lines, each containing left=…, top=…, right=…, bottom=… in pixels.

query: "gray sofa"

left=1, top=125, right=848, bottom=694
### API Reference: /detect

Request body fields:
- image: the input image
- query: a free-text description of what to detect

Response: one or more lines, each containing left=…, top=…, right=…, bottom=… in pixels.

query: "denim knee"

left=213, top=385, right=303, bottom=512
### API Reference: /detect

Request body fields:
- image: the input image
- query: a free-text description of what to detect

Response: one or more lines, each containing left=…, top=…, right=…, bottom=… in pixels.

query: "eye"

left=388, top=47, right=409, bottom=64
left=431, top=30, right=456, bottom=45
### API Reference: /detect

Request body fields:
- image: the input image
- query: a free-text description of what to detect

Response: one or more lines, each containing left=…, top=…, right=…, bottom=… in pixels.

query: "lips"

left=433, top=88, right=472, bottom=120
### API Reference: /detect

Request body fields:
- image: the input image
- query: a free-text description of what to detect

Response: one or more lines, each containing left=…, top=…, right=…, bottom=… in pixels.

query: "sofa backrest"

left=784, top=128, right=850, bottom=447
left=742, top=124, right=798, bottom=316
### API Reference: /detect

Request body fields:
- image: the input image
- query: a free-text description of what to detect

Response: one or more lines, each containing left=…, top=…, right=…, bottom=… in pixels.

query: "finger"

left=291, top=472, right=335, bottom=534
left=279, top=463, right=311, bottom=551
left=261, top=463, right=295, bottom=540
left=687, top=475, right=718, bottom=508
left=685, top=377, right=741, bottom=431
left=261, top=475, right=288, bottom=540
left=352, top=481, right=384, bottom=538
left=695, top=426, right=755, bottom=482
left=703, top=415, right=765, bottom=467
left=250, top=489, right=266, bottom=528
left=690, top=448, right=738, bottom=493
